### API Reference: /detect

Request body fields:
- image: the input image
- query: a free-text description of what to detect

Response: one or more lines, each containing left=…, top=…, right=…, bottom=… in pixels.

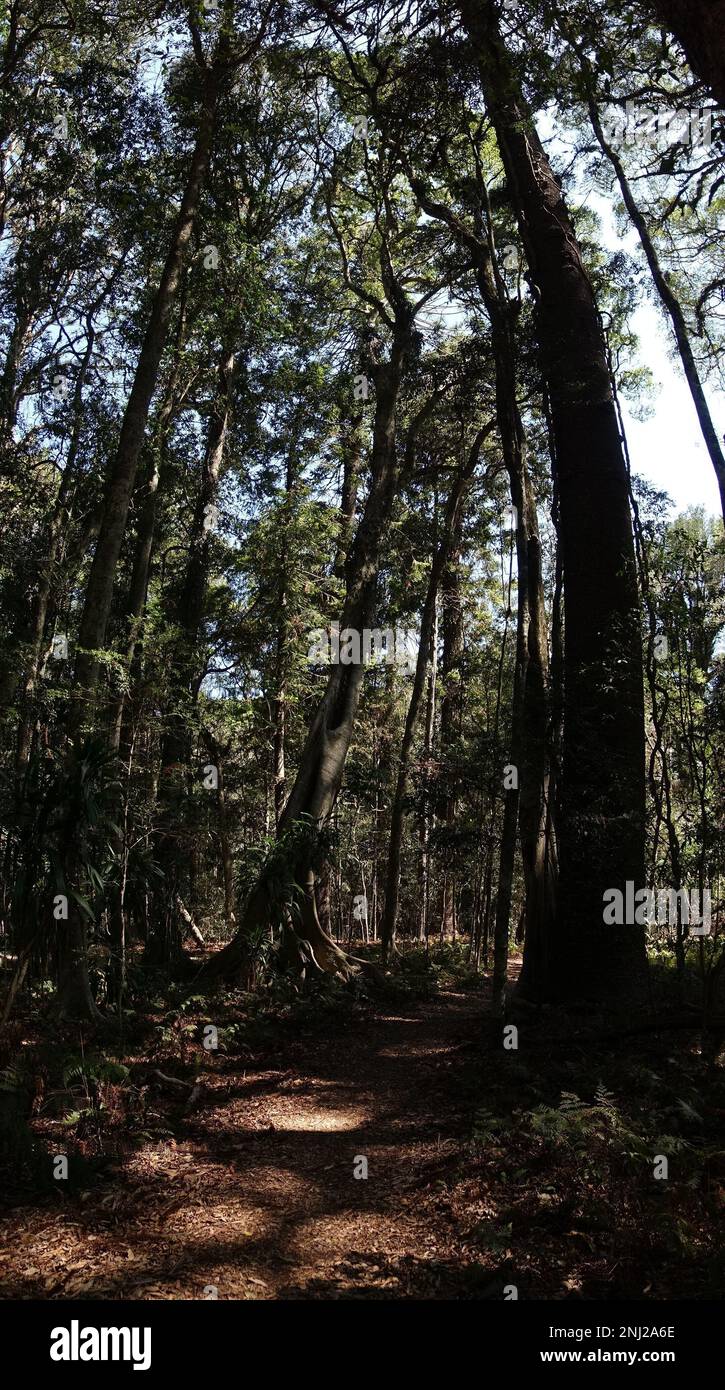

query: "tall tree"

left=381, top=419, right=494, bottom=962
left=458, top=0, right=647, bottom=1005
left=71, top=11, right=260, bottom=714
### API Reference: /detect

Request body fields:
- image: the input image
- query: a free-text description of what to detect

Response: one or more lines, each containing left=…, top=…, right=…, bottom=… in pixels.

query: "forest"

left=0, top=0, right=724, bottom=1316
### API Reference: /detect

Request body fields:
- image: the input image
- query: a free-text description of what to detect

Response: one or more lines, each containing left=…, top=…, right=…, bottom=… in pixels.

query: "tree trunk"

left=151, top=344, right=235, bottom=965
left=195, top=323, right=415, bottom=985
left=418, top=599, right=438, bottom=944
left=408, top=171, right=556, bottom=1002
left=649, top=0, right=725, bottom=107
left=55, top=913, right=100, bottom=1023
left=438, top=542, right=464, bottom=939
left=72, top=65, right=222, bottom=716
left=460, top=0, right=647, bottom=1007
left=381, top=431, right=488, bottom=962
left=110, top=280, right=192, bottom=756
left=55, top=779, right=102, bottom=1024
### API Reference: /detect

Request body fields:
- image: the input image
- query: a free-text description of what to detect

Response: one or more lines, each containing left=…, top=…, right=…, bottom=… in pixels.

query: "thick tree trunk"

left=55, top=913, right=101, bottom=1023
left=150, top=345, right=234, bottom=965
left=315, top=858, right=333, bottom=937
left=460, top=0, right=647, bottom=1007
left=650, top=0, right=725, bottom=107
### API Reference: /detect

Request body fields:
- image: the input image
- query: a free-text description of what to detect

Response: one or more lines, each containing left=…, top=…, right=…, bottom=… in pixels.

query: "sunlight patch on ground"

left=274, top=1106, right=368, bottom=1132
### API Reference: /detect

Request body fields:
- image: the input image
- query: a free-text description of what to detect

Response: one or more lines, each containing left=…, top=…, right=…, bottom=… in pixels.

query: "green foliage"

left=0, top=0, right=721, bottom=1030
left=527, top=1086, right=691, bottom=1168
left=61, top=1056, right=130, bottom=1090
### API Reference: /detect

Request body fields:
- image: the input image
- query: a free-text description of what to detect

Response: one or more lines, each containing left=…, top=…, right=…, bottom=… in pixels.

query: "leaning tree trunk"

left=195, top=329, right=413, bottom=986
left=72, top=64, right=222, bottom=721
left=460, top=0, right=647, bottom=1008
left=585, top=81, right=725, bottom=520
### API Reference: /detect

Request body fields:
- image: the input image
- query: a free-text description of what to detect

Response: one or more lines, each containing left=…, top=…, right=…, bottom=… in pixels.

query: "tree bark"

left=150, top=344, right=235, bottom=965
left=110, top=279, right=192, bottom=756
left=55, top=913, right=100, bottom=1023
left=649, top=0, right=725, bottom=107
left=459, top=0, right=647, bottom=1007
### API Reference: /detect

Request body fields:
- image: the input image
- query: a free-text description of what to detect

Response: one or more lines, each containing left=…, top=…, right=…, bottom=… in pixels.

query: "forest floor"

left=1, top=950, right=724, bottom=1300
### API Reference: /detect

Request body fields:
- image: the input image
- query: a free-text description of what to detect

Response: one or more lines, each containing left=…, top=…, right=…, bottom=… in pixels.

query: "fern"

left=0, top=1064, right=27, bottom=1095
left=560, top=1090, right=587, bottom=1112
left=62, top=1055, right=129, bottom=1089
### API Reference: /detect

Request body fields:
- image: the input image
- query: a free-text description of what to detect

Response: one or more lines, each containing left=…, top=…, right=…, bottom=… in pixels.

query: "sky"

left=577, top=177, right=723, bottom=522
left=619, top=299, right=723, bottom=517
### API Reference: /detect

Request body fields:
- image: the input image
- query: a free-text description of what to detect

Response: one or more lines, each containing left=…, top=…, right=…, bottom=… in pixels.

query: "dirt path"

left=1, top=989, right=490, bottom=1300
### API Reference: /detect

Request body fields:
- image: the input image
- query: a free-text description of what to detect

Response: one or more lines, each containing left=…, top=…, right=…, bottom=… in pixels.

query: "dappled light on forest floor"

left=2, top=977, right=722, bottom=1301
left=258, top=1109, right=368, bottom=1132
